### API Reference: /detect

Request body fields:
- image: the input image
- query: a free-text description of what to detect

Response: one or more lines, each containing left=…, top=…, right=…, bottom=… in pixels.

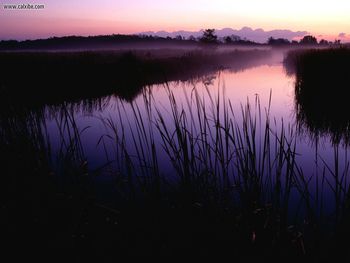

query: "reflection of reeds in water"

left=100, top=88, right=350, bottom=225
left=284, top=48, right=350, bottom=144
left=3, top=85, right=350, bottom=257
left=95, top=87, right=350, bottom=256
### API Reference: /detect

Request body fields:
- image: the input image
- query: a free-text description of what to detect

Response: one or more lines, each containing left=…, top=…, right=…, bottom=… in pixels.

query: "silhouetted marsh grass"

left=284, top=48, right=350, bottom=144
left=92, top=86, right=350, bottom=257
left=2, top=87, right=350, bottom=258
left=3, top=63, right=350, bottom=257
left=100, top=87, right=345, bottom=218
left=0, top=103, right=114, bottom=260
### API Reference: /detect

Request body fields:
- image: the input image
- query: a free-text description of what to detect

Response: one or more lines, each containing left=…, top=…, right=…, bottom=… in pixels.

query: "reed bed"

left=284, top=48, right=350, bottom=144
left=2, top=83, right=350, bottom=258
left=0, top=49, right=272, bottom=105
left=99, top=86, right=350, bottom=231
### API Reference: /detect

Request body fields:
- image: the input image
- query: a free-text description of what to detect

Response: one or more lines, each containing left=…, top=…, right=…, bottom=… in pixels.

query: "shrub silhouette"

left=300, top=35, right=317, bottom=45
left=200, top=29, right=218, bottom=44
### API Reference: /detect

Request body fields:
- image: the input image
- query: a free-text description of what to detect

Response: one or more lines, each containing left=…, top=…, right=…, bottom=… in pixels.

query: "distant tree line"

left=267, top=35, right=342, bottom=46
left=0, top=30, right=344, bottom=50
left=198, top=30, right=343, bottom=46
left=0, top=34, right=200, bottom=50
left=0, top=30, right=263, bottom=50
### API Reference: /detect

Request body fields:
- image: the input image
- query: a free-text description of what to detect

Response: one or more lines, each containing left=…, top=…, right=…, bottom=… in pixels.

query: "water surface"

left=5, top=51, right=349, bottom=217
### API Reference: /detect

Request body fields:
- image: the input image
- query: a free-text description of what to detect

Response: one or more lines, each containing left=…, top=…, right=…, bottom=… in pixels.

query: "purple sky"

left=1, top=0, right=349, bottom=40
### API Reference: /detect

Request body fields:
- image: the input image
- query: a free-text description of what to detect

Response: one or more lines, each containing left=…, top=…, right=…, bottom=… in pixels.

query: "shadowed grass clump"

left=284, top=48, right=350, bottom=144
left=0, top=106, right=104, bottom=260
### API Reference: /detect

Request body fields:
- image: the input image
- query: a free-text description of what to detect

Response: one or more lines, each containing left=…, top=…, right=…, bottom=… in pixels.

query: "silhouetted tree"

left=200, top=29, right=218, bottom=44
left=223, top=35, right=241, bottom=44
left=300, top=35, right=318, bottom=45
left=175, top=35, right=183, bottom=41
left=267, top=37, right=274, bottom=44
left=319, top=39, right=329, bottom=45
left=268, top=37, right=290, bottom=45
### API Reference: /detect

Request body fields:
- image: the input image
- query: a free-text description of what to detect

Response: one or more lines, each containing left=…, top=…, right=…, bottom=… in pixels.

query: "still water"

left=39, top=53, right=349, bottom=215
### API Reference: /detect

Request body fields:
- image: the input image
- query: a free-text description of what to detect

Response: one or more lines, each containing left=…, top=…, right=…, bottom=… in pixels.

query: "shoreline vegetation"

left=2, top=87, right=350, bottom=259
left=284, top=48, right=350, bottom=144
left=0, top=32, right=347, bottom=51
left=2, top=38, right=350, bottom=259
left=0, top=34, right=262, bottom=51
left=0, top=48, right=273, bottom=107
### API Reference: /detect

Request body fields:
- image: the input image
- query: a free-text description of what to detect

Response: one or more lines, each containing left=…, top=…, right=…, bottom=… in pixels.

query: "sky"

left=1, top=0, right=349, bottom=41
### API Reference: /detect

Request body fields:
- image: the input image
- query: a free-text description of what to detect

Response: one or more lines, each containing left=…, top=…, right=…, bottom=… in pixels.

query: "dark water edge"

left=2, top=48, right=350, bottom=259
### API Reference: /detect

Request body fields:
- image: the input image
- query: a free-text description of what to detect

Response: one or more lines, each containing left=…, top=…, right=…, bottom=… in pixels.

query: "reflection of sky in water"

left=45, top=63, right=350, bottom=215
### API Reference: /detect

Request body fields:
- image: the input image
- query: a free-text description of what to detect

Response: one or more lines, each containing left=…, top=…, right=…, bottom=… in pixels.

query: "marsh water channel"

left=2, top=49, right=349, bottom=223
